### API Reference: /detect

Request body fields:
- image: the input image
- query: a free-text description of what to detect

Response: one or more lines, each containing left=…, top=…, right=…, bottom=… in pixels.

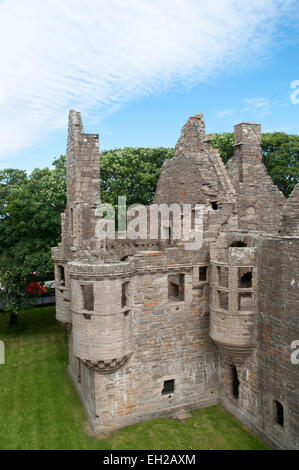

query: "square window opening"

left=162, top=379, right=175, bottom=395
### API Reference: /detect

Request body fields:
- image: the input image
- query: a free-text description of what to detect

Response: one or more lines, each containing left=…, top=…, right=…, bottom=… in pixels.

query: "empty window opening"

left=162, top=379, right=175, bottom=395
left=239, top=272, right=252, bottom=288
left=168, top=274, right=185, bottom=301
left=211, top=201, right=218, bottom=210
left=229, top=241, right=247, bottom=247
left=58, top=266, right=65, bottom=286
left=218, top=291, right=229, bottom=310
left=274, top=400, right=284, bottom=427
left=81, top=285, right=94, bottom=311
left=199, top=266, right=207, bottom=281
left=121, top=281, right=130, bottom=308
left=232, top=365, right=239, bottom=400
left=238, top=292, right=253, bottom=311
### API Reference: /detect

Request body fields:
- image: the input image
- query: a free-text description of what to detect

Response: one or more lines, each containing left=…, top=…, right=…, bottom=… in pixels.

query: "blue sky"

left=0, top=0, right=298, bottom=172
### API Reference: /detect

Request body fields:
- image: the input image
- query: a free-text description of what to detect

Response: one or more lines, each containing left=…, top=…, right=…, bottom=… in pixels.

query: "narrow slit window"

left=59, top=266, right=65, bottom=286
left=78, top=359, right=81, bottom=384
left=122, top=281, right=130, bottom=308
left=81, top=285, right=94, bottom=311
left=274, top=400, right=284, bottom=427
left=199, top=266, right=207, bottom=281
left=70, top=208, right=74, bottom=235
left=232, top=365, right=240, bottom=400
left=211, top=201, right=218, bottom=210
left=162, top=379, right=175, bottom=395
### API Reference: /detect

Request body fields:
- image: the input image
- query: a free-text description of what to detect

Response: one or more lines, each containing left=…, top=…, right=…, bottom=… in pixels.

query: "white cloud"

left=217, top=109, right=233, bottom=118
left=0, top=0, right=295, bottom=158
left=243, top=97, right=271, bottom=116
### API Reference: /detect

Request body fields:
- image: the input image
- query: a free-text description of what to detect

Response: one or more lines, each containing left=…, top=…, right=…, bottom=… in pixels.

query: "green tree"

left=100, top=147, right=173, bottom=207
left=0, top=157, right=66, bottom=324
left=261, top=133, right=299, bottom=197
left=210, top=133, right=234, bottom=164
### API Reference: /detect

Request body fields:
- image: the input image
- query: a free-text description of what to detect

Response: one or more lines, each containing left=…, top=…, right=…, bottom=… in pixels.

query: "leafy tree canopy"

left=0, top=157, right=66, bottom=321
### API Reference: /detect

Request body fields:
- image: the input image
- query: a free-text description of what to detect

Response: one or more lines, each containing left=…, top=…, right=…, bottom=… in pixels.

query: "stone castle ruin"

left=52, top=111, right=299, bottom=449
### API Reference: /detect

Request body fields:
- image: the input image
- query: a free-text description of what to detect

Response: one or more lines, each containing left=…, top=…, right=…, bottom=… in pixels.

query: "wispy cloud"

left=217, top=109, right=233, bottom=118
left=243, top=97, right=272, bottom=116
left=0, top=0, right=295, bottom=158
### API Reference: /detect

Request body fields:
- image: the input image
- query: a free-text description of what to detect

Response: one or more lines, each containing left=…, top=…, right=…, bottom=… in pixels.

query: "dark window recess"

left=83, top=313, right=91, bottom=320
left=240, top=272, right=252, bottom=288
left=120, top=255, right=128, bottom=262
left=123, top=309, right=130, bottom=317
left=219, top=291, right=229, bottom=310
left=59, top=266, right=65, bottom=285
left=199, top=266, right=207, bottom=281
left=168, top=274, right=184, bottom=301
left=230, top=241, right=247, bottom=247
left=81, top=285, right=94, bottom=311
left=162, top=379, right=175, bottom=395
left=274, top=400, right=284, bottom=427
left=211, top=201, right=218, bottom=210
left=122, top=282, right=129, bottom=307
left=78, top=359, right=81, bottom=384
left=169, top=282, right=179, bottom=298
left=232, top=365, right=240, bottom=400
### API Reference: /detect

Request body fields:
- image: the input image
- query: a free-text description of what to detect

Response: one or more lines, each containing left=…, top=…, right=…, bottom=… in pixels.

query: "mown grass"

left=0, top=306, right=270, bottom=450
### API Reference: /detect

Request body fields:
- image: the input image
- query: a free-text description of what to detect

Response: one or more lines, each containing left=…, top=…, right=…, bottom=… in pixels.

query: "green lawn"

left=0, top=306, right=269, bottom=450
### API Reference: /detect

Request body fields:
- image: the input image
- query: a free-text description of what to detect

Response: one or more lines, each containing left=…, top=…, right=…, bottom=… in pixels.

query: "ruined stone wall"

left=66, top=248, right=218, bottom=433
left=155, top=114, right=236, bottom=208
left=90, top=254, right=217, bottom=432
left=227, top=123, right=285, bottom=232
left=218, top=234, right=299, bottom=450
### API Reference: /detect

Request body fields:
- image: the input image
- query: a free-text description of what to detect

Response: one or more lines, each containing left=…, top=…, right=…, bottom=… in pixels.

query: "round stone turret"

left=209, top=240, right=258, bottom=364
left=68, top=260, right=134, bottom=373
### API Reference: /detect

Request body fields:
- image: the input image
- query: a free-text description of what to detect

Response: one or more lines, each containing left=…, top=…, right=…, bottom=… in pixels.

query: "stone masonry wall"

left=227, top=123, right=285, bottom=232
